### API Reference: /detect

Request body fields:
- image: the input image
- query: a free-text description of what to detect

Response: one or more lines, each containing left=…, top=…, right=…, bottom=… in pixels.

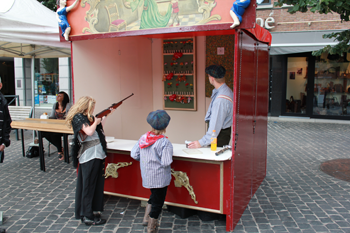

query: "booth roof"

left=0, top=0, right=70, bottom=58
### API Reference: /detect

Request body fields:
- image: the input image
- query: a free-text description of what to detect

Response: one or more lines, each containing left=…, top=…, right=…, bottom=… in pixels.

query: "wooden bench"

left=8, top=106, right=33, bottom=157
left=9, top=106, right=33, bottom=121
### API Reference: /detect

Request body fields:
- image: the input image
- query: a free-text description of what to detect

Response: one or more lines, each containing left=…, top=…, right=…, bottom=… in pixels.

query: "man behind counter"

left=188, top=65, right=233, bottom=149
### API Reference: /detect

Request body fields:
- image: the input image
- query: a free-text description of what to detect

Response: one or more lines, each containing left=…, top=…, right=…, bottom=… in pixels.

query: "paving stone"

left=115, top=228, right=131, bottom=233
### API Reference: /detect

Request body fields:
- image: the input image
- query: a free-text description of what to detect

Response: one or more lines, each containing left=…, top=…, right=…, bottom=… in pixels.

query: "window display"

left=313, top=53, right=350, bottom=116
left=34, top=58, right=59, bottom=107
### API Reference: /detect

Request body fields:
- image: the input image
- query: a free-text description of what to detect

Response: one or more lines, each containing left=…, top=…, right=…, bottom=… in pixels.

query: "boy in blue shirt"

left=131, top=110, right=173, bottom=233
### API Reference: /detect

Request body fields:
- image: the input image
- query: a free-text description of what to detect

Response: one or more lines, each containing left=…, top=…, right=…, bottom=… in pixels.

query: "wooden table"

left=11, top=118, right=73, bottom=171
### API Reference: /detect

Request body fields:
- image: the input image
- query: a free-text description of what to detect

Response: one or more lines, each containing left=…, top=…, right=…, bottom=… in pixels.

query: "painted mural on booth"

left=77, top=0, right=254, bottom=34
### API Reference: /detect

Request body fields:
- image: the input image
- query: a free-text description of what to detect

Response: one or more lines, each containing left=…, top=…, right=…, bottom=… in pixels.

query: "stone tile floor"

left=1, top=121, right=350, bottom=232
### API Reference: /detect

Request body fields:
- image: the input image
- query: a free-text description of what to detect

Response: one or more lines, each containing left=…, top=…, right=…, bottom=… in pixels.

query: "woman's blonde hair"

left=66, top=96, right=96, bottom=128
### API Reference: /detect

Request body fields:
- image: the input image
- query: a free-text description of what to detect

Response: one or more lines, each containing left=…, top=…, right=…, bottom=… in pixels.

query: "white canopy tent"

left=0, top=0, right=71, bottom=58
left=0, top=0, right=71, bottom=118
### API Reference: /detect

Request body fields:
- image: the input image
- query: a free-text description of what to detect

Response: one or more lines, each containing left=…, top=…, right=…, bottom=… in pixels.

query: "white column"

left=14, top=58, right=25, bottom=106
left=58, top=57, right=71, bottom=100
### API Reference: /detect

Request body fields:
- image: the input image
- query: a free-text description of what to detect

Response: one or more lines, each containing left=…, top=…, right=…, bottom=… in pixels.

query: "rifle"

left=95, top=93, right=134, bottom=118
left=79, top=93, right=134, bottom=141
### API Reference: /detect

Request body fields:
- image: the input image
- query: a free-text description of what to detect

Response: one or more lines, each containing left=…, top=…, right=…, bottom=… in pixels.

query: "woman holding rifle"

left=66, top=96, right=115, bottom=226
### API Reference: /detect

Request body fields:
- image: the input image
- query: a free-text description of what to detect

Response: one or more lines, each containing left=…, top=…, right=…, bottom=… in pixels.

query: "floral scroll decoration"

left=81, top=0, right=101, bottom=33
left=171, top=169, right=198, bottom=204
left=196, top=0, right=221, bottom=25
left=105, top=162, right=133, bottom=179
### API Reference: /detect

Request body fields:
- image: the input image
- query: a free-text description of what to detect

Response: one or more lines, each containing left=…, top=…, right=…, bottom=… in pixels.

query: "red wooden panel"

left=223, top=160, right=233, bottom=214
left=104, top=152, right=149, bottom=197
left=104, top=153, right=222, bottom=211
left=228, top=30, right=267, bottom=232
left=227, top=30, right=268, bottom=232
left=252, top=44, right=269, bottom=195
left=167, top=160, right=221, bottom=210
left=233, top=30, right=256, bottom=222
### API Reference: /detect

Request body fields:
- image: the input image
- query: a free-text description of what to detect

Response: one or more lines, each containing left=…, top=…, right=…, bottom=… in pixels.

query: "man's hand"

left=0, top=144, right=5, bottom=152
left=188, top=141, right=201, bottom=149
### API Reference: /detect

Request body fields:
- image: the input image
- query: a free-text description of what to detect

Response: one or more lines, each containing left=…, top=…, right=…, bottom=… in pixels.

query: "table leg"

left=38, top=131, right=45, bottom=172
left=63, top=134, right=69, bottom=164
left=21, top=129, right=25, bottom=157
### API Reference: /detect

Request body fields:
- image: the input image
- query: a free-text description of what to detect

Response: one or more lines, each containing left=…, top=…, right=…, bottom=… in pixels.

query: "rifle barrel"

left=96, top=93, right=134, bottom=117
left=119, top=93, right=134, bottom=103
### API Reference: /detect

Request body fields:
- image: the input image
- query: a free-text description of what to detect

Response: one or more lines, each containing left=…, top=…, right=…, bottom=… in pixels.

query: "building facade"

left=257, top=0, right=350, bottom=119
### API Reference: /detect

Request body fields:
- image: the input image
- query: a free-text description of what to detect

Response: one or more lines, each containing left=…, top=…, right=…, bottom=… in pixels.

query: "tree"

left=274, top=0, right=350, bottom=56
left=41, top=58, right=58, bottom=74
left=37, top=0, right=57, bottom=11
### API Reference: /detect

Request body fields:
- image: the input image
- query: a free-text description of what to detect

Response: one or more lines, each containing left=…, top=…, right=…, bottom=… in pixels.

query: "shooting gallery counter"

left=12, top=119, right=233, bottom=216
left=105, top=139, right=232, bottom=215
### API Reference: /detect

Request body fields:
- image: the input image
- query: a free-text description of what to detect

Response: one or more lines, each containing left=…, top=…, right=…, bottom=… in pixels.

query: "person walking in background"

left=131, top=110, right=173, bottom=233
left=66, top=96, right=115, bottom=226
left=0, top=78, right=12, bottom=233
left=188, top=65, right=233, bottom=148
left=41, top=91, right=71, bottom=160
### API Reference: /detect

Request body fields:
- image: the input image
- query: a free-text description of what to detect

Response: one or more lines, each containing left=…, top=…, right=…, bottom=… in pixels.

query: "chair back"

left=105, top=3, right=120, bottom=24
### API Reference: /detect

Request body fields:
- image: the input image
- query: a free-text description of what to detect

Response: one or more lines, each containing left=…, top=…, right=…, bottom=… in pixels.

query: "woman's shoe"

left=81, top=213, right=101, bottom=223
left=83, top=216, right=106, bottom=226
left=58, top=152, right=64, bottom=161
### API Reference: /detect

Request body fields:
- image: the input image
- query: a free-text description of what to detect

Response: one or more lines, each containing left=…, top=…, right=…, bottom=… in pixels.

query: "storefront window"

left=313, top=53, right=350, bottom=116
left=34, top=58, right=59, bottom=107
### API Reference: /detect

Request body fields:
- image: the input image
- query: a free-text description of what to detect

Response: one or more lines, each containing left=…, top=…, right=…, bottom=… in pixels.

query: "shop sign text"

left=256, top=17, right=275, bottom=29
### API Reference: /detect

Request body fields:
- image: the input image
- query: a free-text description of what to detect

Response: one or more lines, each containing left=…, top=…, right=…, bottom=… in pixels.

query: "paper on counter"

left=183, top=149, right=203, bottom=155
left=106, top=137, right=115, bottom=143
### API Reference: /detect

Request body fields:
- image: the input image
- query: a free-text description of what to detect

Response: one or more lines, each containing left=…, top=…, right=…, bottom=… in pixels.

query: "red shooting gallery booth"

left=66, top=0, right=271, bottom=231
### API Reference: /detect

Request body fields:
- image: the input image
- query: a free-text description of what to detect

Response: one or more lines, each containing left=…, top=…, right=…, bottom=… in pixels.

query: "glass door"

left=285, top=57, right=308, bottom=115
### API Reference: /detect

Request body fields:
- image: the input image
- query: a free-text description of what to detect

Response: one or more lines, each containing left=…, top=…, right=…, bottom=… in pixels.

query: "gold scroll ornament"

left=105, top=162, right=132, bottom=179
left=171, top=169, right=198, bottom=204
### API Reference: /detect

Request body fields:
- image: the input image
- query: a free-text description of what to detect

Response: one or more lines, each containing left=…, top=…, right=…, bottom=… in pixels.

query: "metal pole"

left=22, top=58, right=26, bottom=105
left=31, top=56, right=35, bottom=142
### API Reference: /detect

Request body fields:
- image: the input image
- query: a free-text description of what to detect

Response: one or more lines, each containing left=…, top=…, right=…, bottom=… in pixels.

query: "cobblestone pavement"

left=1, top=121, right=350, bottom=233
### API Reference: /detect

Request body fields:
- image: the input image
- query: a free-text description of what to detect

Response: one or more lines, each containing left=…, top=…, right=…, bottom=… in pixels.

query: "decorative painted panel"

left=66, top=0, right=257, bottom=39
